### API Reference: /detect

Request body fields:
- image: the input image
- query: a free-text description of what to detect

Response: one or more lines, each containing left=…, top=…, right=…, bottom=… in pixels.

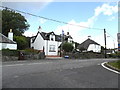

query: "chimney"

left=8, top=29, right=13, bottom=41
left=38, top=26, right=42, bottom=32
left=67, top=32, right=69, bottom=35
left=88, top=36, right=91, bottom=39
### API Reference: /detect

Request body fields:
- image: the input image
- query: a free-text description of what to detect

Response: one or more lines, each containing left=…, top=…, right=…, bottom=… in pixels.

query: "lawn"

left=108, top=60, right=120, bottom=70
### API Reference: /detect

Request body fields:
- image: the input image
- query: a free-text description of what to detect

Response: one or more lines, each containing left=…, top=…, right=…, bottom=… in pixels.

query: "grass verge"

left=107, top=60, right=120, bottom=70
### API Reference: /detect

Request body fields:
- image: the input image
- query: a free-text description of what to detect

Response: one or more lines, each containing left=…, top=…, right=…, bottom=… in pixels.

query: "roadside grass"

left=107, top=60, right=120, bottom=70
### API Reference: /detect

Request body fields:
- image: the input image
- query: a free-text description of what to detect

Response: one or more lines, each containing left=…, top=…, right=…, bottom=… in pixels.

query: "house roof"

left=77, top=38, right=100, bottom=50
left=0, top=33, right=16, bottom=44
left=31, top=31, right=63, bottom=43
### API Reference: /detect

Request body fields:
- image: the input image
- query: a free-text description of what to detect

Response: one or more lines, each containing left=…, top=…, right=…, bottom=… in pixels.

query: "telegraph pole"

left=104, top=29, right=107, bottom=58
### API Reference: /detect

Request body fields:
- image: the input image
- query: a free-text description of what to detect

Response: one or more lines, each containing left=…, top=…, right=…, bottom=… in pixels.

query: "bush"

left=23, top=48, right=39, bottom=54
left=62, top=42, right=74, bottom=52
left=2, top=49, right=19, bottom=56
left=109, top=52, right=120, bottom=58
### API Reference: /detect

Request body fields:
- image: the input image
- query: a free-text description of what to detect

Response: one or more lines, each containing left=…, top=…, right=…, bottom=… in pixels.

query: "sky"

left=1, top=0, right=119, bottom=49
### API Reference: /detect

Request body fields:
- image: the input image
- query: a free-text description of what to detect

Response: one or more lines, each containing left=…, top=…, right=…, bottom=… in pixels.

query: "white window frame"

left=49, top=45, right=56, bottom=52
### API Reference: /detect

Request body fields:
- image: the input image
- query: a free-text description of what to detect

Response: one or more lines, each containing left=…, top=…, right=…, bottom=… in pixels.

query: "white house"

left=77, top=38, right=101, bottom=52
left=30, top=26, right=73, bottom=56
left=0, top=29, right=17, bottom=50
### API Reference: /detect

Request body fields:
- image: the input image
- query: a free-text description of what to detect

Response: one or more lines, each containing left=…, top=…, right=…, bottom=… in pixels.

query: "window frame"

left=49, top=45, right=56, bottom=52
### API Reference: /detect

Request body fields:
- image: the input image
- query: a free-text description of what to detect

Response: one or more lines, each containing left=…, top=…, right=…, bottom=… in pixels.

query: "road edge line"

left=101, top=62, right=120, bottom=74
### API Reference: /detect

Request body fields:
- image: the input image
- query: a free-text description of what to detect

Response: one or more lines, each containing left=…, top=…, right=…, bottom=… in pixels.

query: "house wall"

left=30, top=32, right=62, bottom=56
left=32, top=33, right=45, bottom=51
left=45, top=40, right=61, bottom=56
left=0, top=43, right=17, bottom=50
left=87, top=44, right=101, bottom=52
left=68, top=38, right=72, bottom=43
left=44, top=40, right=48, bottom=55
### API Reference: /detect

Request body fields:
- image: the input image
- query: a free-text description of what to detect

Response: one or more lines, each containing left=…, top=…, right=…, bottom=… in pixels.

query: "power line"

left=0, top=5, right=104, bottom=30
left=106, top=32, right=116, bottom=40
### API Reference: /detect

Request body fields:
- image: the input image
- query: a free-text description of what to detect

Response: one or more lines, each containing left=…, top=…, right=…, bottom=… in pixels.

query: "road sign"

left=118, top=44, right=120, bottom=47
left=117, top=33, right=120, bottom=43
left=118, top=44, right=120, bottom=51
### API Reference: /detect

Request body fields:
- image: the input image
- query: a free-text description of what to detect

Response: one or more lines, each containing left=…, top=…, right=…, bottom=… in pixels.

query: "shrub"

left=62, top=42, right=74, bottom=52
left=23, top=48, right=39, bottom=55
left=2, top=49, right=19, bottom=56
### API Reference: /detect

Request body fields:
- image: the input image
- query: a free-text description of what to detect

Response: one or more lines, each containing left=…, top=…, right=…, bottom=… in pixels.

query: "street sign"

left=118, top=44, right=120, bottom=47
left=118, top=44, right=120, bottom=51
left=117, top=33, right=120, bottom=43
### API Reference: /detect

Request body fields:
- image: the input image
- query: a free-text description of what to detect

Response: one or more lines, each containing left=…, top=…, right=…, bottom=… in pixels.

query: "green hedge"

left=21, top=48, right=39, bottom=55
left=109, top=52, right=120, bottom=58
left=2, top=49, right=19, bottom=56
left=1, top=48, right=40, bottom=57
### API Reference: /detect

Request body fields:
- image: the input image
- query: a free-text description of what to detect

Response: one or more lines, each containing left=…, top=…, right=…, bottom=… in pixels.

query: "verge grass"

left=108, top=60, right=120, bottom=70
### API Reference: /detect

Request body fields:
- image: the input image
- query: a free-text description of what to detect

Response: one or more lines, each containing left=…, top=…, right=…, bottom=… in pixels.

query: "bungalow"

left=77, top=38, right=101, bottom=52
left=0, top=29, right=17, bottom=50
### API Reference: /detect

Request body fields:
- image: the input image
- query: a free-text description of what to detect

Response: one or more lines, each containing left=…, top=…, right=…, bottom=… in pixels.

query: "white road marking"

left=101, top=62, right=120, bottom=74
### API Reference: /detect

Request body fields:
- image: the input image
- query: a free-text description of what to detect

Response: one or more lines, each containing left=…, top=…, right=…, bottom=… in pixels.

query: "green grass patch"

left=108, top=60, right=120, bottom=69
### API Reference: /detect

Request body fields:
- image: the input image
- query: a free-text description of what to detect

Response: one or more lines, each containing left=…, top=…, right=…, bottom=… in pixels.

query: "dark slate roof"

left=31, top=31, right=63, bottom=43
left=77, top=38, right=100, bottom=50
left=0, top=33, right=16, bottom=44
left=55, top=35, right=61, bottom=42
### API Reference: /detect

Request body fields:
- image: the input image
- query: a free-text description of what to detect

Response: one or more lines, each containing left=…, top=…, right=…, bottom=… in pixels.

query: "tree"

left=14, top=36, right=29, bottom=50
left=62, top=42, right=74, bottom=52
left=2, top=9, right=30, bottom=36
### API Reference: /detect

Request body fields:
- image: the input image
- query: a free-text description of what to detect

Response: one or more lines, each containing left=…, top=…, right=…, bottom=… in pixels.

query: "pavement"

left=2, top=58, right=119, bottom=88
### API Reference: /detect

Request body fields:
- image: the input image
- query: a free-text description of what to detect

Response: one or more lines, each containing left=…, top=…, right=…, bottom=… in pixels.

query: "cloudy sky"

left=1, top=0, right=119, bottom=49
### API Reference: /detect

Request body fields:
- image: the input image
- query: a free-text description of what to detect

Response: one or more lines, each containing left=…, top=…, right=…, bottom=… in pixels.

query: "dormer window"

left=51, top=35, right=53, bottom=41
left=50, top=33, right=54, bottom=41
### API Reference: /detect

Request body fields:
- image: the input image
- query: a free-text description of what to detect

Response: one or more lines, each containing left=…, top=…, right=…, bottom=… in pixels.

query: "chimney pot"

left=8, top=29, right=13, bottom=41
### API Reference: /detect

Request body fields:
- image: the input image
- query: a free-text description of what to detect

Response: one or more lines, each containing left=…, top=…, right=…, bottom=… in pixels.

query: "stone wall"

left=2, top=56, right=18, bottom=61
left=64, top=52, right=105, bottom=59
left=23, top=52, right=45, bottom=60
left=2, top=52, right=45, bottom=61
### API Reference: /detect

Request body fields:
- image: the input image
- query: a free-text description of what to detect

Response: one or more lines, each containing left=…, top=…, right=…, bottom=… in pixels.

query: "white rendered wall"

left=88, top=44, right=101, bottom=52
left=44, top=40, right=61, bottom=56
left=68, top=38, right=72, bottom=43
left=0, top=43, right=17, bottom=50
left=31, top=33, right=62, bottom=56
left=44, top=40, right=48, bottom=55
left=33, top=33, right=45, bottom=50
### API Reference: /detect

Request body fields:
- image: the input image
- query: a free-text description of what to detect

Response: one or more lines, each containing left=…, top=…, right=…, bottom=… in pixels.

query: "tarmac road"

left=2, top=58, right=119, bottom=88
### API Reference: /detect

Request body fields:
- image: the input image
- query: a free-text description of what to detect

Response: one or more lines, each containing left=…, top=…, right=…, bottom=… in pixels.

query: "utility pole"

left=60, top=32, right=64, bottom=57
left=104, top=29, right=107, bottom=58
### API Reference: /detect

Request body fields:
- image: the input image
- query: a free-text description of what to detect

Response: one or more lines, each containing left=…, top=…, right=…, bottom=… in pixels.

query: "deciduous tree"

left=2, top=9, right=30, bottom=36
left=62, top=42, right=74, bottom=52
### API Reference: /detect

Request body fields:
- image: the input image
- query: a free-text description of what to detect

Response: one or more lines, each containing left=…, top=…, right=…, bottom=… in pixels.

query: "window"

left=49, top=45, right=55, bottom=52
left=50, top=34, right=54, bottom=41
left=51, top=36, right=53, bottom=41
